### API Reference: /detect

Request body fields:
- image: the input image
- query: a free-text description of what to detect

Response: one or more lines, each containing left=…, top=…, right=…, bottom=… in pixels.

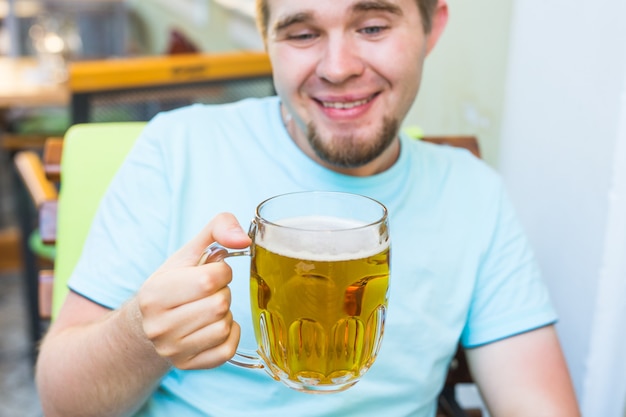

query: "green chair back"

left=52, top=122, right=146, bottom=319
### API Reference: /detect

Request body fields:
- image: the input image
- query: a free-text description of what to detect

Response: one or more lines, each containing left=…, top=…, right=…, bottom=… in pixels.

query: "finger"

left=148, top=307, right=234, bottom=365
left=166, top=213, right=251, bottom=267
left=141, top=260, right=233, bottom=311
left=173, top=318, right=241, bottom=370
left=148, top=286, right=232, bottom=342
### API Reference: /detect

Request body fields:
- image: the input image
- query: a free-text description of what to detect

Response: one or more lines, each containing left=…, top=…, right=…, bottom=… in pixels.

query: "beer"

left=250, top=215, right=390, bottom=392
left=203, top=191, right=390, bottom=393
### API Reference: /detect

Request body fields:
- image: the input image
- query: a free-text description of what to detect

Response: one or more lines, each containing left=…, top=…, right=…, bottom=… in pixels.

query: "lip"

left=313, top=93, right=380, bottom=120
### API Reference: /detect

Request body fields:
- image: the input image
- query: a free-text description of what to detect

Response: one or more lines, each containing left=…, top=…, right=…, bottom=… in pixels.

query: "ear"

left=426, top=0, right=449, bottom=54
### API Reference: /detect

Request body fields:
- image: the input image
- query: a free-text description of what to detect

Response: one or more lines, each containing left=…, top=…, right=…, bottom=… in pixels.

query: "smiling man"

left=35, top=0, right=580, bottom=416
left=269, top=0, right=442, bottom=175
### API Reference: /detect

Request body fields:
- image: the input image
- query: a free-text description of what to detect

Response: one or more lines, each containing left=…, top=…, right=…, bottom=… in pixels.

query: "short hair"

left=255, top=0, right=439, bottom=40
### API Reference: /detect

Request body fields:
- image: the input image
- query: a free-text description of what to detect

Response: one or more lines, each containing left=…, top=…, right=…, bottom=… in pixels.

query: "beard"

left=306, top=117, right=399, bottom=169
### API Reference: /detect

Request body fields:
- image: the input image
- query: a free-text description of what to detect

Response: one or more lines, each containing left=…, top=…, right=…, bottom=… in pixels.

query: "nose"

left=316, top=35, right=364, bottom=84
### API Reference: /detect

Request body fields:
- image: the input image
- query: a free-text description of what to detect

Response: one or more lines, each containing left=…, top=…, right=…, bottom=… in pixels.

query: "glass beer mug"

left=200, top=191, right=391, bottom=393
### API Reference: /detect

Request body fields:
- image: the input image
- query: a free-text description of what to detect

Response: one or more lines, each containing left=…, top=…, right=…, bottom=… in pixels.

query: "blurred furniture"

left=0, top=56, right=69, bottom=150
left=1, top=0, right=140, bottom=142
left=18, top=123, right=145, bottom=319
left=1, top=0, right=136, bottom=152
left=0, top=51, right=273, bottom=148
left=0, top=55, right=68, bottom=355
left=0, top=56, right=69, bottom=110
left=0, top=0, right=43, bottom=56
left=437, top=345, right=483, bottom=417
left=67, top=51, right=273, bottom=124
left=0, top=225, right=22, bottom=273
left=11, top=51, right=274, bottom=351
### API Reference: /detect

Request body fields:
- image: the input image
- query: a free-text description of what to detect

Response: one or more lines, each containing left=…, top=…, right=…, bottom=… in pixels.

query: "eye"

left=287, top=32, right=318, bottom=41
left=359, top=25, right=388, bottom=36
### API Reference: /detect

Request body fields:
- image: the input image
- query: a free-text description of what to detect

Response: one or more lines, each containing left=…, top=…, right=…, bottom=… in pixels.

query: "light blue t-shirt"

left=69, top=96, right=556, bottom=417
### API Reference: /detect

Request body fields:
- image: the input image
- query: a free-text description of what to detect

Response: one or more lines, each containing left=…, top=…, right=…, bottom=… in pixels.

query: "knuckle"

left=200, top=263, right=231, bottom=293
left=221, top=340, right=238, bottom=360
left=212, top=318, right=234, bottom=342
left=198, top=273, right=218, bottom=294
left=138, top=292, right=157, bottom=314
left=142, top=321, right=166, bottom=341
left=153, top=343, right=178, bottom=361
left=137, top=290, right=166, bottom=321
left=213, top=291, right=232, bottom=317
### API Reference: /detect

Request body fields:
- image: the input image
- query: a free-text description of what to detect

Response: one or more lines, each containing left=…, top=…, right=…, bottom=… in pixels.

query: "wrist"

left=121, top=297, right=172, bottom=371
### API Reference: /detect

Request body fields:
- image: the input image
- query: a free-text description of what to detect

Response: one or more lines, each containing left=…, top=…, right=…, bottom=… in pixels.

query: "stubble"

left=306, top=117, right=399, bottom=169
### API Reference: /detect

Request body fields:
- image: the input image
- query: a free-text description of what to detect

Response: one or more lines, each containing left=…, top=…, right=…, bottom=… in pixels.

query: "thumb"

left=168, top=212, right=251, bottom=267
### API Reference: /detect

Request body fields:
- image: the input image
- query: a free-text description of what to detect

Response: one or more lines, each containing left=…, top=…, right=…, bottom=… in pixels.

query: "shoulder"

left=402, top=135, right=502, bottom=196
left=403, top=135, right=488, bottom=168
left=130, top=96, right=280, bottom=154
left=147, top=96, right=280, bottom=131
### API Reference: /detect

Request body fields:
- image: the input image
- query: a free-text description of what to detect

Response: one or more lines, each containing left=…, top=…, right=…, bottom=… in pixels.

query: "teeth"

left=322, top=98, right=370, bottom=109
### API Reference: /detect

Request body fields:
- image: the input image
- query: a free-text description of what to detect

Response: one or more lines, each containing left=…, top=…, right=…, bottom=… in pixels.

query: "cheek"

left=362, top=36, right=426, bottom=85
left=269, top=47, right=312, bottom=95
left=393, top=45, right=425, bottom=95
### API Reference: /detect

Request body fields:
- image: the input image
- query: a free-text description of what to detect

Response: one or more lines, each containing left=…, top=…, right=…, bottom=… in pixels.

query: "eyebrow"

left=272, top=0, right=403, bottom=34
left=274, top=12, right=314, bottom=33
left=352, top=0, right=403, bottom=16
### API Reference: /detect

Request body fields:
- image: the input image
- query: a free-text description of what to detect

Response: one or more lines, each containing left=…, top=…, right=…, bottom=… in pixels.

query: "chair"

left=14, top=123, right=145, bottom=319
left=48, top=123, right=146, bottom=318
left=16, top=124, right=484, bottom=415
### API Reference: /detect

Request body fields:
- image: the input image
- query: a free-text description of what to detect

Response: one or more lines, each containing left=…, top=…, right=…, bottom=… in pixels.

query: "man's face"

left=266, top=0, right=434, bottom=175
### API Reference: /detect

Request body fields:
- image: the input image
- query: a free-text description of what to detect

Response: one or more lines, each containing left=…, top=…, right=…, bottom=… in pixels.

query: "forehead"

left=266, top=0, right=418, bottom=23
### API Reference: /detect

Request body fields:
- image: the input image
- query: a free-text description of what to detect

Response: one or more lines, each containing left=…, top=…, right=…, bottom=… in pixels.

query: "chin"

left=307, top=116, right=398, bottom=168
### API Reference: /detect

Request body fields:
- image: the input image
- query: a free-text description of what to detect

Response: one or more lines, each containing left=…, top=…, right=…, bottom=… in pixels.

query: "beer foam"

left=256, top=216, right=389, bottom=261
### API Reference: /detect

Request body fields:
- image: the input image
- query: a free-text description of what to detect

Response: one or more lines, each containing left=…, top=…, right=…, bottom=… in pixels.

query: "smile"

left=320, top=96, right=374, bottom=109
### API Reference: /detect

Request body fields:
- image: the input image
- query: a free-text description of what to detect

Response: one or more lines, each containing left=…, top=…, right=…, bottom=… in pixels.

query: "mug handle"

left=197, top=242, right=265, bottom=370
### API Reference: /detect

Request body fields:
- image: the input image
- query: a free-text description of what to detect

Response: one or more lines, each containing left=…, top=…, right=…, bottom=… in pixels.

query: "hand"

left=136, top=213, right=252, bottom=370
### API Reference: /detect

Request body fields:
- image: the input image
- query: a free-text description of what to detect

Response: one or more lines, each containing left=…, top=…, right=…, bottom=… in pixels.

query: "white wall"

left=499, top=0, right=626, bottom=414
left=582, top=62, right=626, bottom=416
left=583, top=83, right=626, bottom=416
left=407, top=0, right=513, bottom=167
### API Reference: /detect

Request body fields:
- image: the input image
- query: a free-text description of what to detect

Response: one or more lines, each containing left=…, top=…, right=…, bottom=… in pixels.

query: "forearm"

left=36, top=298, right=171, bottom=417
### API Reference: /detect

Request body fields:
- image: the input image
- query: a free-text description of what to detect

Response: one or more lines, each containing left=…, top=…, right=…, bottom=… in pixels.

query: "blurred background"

left=1, top=0, right=626, bottom=416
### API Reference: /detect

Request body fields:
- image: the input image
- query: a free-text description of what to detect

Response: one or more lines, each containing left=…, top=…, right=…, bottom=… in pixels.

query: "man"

left=36, top=0, right=580, bottom=415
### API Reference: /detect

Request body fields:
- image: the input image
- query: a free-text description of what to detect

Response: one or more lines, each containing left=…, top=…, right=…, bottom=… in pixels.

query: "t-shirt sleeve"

left=67, top=119, right=172, bottom=309
left=460, top=183, right=557, bottom=348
